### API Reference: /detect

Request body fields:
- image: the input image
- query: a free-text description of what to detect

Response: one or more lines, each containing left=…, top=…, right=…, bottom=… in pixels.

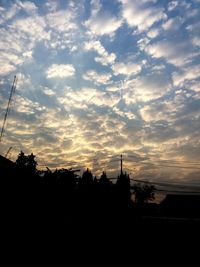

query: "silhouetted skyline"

left=0, top=0, right=200, bottom=186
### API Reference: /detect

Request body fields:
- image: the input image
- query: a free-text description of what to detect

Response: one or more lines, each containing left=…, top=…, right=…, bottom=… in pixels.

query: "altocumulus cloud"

left=0, top=0, right=200, bottom=183
left=46, top=64, right=75, bottom=78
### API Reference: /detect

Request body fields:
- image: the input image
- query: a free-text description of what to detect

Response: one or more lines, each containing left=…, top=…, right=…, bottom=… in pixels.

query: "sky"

left=0, top=0, right=200, bottom=185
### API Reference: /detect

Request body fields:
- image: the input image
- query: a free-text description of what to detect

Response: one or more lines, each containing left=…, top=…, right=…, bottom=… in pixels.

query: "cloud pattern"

left=0, top=0, right=200, bottom=183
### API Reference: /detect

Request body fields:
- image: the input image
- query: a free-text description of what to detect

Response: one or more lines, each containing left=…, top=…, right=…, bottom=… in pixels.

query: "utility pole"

left=120, top=154, right=123, bottom=175
left=0, top=76, right=17, bottom=143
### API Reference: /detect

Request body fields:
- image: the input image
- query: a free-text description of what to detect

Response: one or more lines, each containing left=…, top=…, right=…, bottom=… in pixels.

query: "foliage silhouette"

left=16, top=151, right=37, bottom=173
left=133, top=182, right=155, bottom=204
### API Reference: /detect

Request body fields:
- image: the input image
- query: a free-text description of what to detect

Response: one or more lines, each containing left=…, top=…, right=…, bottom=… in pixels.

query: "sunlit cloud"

left=173, top=64, right=200, bottom=89
left=46, top=64, right=75, bottom=78
left=0, top=0, right=199, bottom=182
left=120, top=0, right=166, bottom=32
left=85, top=0, right=122, bottom=36
left=145, top=40, right=197, bottom=66
left=112, top=62, right=142, bottom=76
left=83, top=70, right=112, bottom=85
left=84, top=40, right=116, bottom=66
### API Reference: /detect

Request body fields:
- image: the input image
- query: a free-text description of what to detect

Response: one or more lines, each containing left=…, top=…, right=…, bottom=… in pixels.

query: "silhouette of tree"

left=117, top=172, right=130, bottom=191
left=55, top=168, right=78, bottom=189
left=81, top=168, right=93, bottom=185
left=16, top=151, right=37, bottom=173
left=133, top=183, right=155, bottom=204
left=99, top=171, right=110, bottom=186
left=116, top=172, right=131, bottom=207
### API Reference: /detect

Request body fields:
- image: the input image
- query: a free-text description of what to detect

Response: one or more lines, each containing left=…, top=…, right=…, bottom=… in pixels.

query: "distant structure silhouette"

left=0, top=76, right=17, bottom=143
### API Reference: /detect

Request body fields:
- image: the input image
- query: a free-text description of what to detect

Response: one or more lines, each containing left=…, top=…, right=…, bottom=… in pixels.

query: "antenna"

left=0, top=75, right=17, bottom=143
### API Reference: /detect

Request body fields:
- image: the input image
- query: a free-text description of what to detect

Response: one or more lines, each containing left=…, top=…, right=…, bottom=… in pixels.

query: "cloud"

left=0, top=4, right=19, bottom=22
left=147, top=28, right=160, bottom=38
left=0, top=15, right=45, bottom=74
left=0, top=63, right=16, bottom=75
left=162, top=17, right=184, bottom=31
left=83, top=70, right=112, bottom=85
left=84, top=40, right=116, bottom=66
left=11, top=16, right=49, bottom=42
left=120, top=0, right=166, bottom=32
left=85, top=14, right=122, bottom=36
left=46, top=10, right=77, bottom=33
left=58, top=86, right=119, bottom=109
left=123, top=72, right=172, bottom=102
left=44, top=0, right=58, bottom=12
left=85, top=0, right=122, bottom=36
left=192, top=36, right=200, bottom=47
left=173, top=64, right=200, bottom=90
left=13, top=95, right=46, bottom=115
left=0, top=1, right=37, bottom=24
left=0, top=0, right=199, bottom=181
left=167, top=1, right=178, bottom=11
left=43, top=87, right=56, bottom=96
left=140, top=100, right=175, bottom=123
left=18, top=1, right=38, bottom=14
left=46, top=64, right=75, bottom=78
left=140, top=92, right=200, bottom=152
left=145, top=40, right=197, bottom=66
left=112, top=62, right=142, bottom=76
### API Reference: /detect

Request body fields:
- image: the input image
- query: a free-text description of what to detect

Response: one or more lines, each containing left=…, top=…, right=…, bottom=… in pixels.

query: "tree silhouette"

left=133, top=183, right=155, bottom=204
left=117, top=172, right=130, bottom=192
left=116, top=172, right=131, bottom=206
left=16, top=151, right=37, bottom=173
left=81, top=168, right=93, bottom=186
left=99, top=171, right=110, bottom=186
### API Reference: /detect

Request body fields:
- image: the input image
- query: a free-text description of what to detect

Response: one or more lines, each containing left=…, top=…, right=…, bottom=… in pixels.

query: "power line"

left=123, top=159, right=200, bottom=170
left=130, top=178, right=200, bottom=189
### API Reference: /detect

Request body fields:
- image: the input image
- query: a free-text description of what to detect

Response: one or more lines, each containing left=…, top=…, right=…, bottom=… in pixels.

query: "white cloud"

left=145, top=40, right=196, bottom=66
left=173, top=65, right=200, bottom=90
left=46, top=10, right=77, bottom=33
left=45, top=0, right=58, bottom=12
left=83, top=70, right=112, bottom=85
left=137, top=37, right=150, bottom=50
left=85, top=14, right=122, bottom=36
left=120, top=0, right=166, bottom=32
left=85, top=0, right=122, bottom=36
left=90, top=0, right=101, bottom=16
left=11, top=16, right=50, bottom=42
left=147, top=28, right=160, bottom=38
left=140, top=99, right=178, bottom=122
left=123, top=72, right=171, bottom=102
left=0, top=1, right=37, bottom=23
left=14, top=95, right=45, bottom=115
left=84, top=40, right=116, bottom=65
left=112, top=62, right=142, bottom=76
left=46, top=64, right=75, bottom=78
left=95, top=53, right=116, bottom=66
left=162, top=17, right=183, bottom=31
left=59, top=86, right=118, bottom=108
left=0, top=4, right=19, bottom=22
left=135, top=74, right=171, bottom=101
left=167, top=1, right=178, bottom=11
left=43, top=87, right=56, bottom=96
left=0, top=28, right=23, bottom=53
left=192, top=37, right=200, bottom=47
left=18, top=1, right=38, bottom=14
left=186, top=21, right=200, bottom=33
left=0, top=63, right=16, bottom=75
left=0, top=51, right=23, bottom=66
